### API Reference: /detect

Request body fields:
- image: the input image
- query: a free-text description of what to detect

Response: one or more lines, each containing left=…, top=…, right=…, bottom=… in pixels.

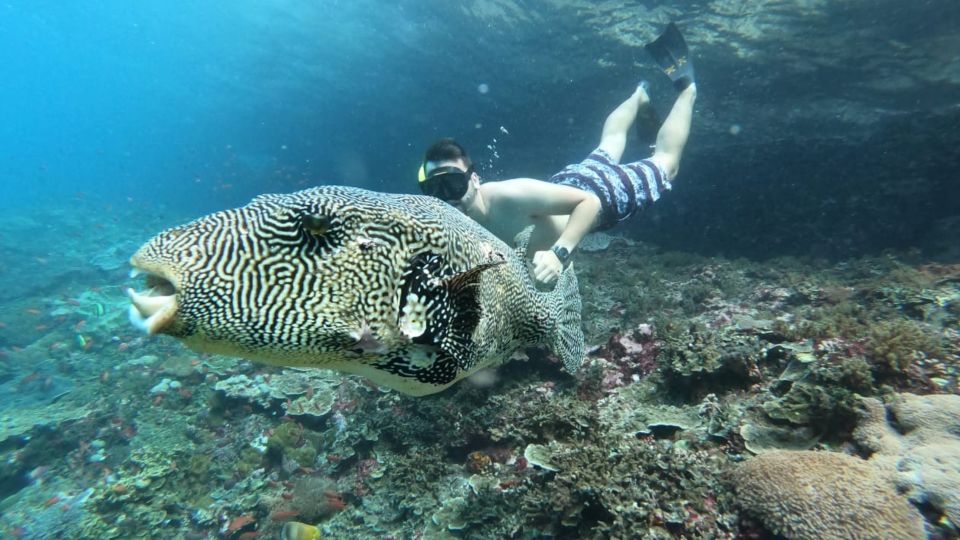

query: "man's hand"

left=532, top=250, right=563, bottom=286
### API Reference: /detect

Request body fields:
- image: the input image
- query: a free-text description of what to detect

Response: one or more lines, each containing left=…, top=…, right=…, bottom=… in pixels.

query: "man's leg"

left=597, top=84, right=651, bottom=163
left=651, top=83, right=697, bottom=181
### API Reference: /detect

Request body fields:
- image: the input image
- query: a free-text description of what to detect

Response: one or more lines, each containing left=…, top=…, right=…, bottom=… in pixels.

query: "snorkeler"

left=418, top=23, right=698, bottom=287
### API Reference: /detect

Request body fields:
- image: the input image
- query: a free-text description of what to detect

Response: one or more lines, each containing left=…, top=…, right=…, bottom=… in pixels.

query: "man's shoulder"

left=482, top=177, right=548, bottom=195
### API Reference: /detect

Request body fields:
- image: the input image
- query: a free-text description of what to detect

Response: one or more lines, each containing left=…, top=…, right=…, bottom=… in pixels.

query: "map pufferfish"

left=127, top=186, right=585, bottom=396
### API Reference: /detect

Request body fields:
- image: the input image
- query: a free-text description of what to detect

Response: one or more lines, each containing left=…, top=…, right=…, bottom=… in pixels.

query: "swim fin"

left=645, top=22, right=695, bottom=91
left=634, top=80, right=661, bottom=147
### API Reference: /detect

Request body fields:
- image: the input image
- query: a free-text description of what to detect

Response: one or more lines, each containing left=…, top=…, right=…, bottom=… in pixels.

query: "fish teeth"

left=126, top=288, right=174, bottom=317
left=129, top=268, right=143, bottom=278
left=127, top=300, right=176, bottom=335
left=128, top=305, right=149, bottom=333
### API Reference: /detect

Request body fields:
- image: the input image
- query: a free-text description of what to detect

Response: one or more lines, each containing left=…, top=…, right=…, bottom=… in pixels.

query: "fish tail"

left=546, top=263, right=585, bottom=373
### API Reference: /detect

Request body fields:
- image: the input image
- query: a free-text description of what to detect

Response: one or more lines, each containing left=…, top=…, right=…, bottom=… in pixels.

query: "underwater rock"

left=854, top=393, right=960, bottom=528
left=0, top=393, right=92, bottom=446
left=732, top=450, right=924, bottom=540
left=739, top=422, right=819, bottom=454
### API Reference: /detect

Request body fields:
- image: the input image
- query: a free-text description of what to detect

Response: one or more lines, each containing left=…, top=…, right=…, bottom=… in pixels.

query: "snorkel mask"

left=418, top=164, right=474, bottom=203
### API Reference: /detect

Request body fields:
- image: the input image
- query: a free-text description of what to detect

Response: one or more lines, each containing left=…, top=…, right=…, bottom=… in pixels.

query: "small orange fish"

left=226, top=515, right=256, bottom=535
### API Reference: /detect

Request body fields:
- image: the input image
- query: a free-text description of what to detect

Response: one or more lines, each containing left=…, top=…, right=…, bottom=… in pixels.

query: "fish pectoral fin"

left=399, top=254, right=503, bottom=363
left=437, top=261, right=504, bottom=357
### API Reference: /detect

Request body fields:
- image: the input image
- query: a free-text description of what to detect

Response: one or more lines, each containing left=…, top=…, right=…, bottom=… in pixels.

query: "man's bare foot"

left=636, top=80, right=652, bottom=106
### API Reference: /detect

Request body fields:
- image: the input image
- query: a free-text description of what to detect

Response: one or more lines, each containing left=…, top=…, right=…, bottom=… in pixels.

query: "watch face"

left=552, top=246, right=569, bottom=262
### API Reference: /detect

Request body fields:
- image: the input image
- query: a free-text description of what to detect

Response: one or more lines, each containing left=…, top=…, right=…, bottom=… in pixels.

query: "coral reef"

left=732, top=450, right=925, bottom=539
left=0, top=201, right=957, bottom=538
left=854, top=393, right=960, bottom=529
left=864, top=319, right=945, bottom=381
left=654, top=323, right=762, bottom=400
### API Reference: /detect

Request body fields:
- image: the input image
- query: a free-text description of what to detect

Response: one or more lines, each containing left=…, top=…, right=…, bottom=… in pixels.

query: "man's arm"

left=490, top=178, right=601, bottom=284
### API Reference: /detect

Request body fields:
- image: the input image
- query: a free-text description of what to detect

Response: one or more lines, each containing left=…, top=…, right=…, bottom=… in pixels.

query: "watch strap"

left=551, top=245, right=570, bottom=264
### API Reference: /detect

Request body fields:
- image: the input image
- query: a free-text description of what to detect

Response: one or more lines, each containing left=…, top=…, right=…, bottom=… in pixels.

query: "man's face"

left=423, top=159, right=478, bottom=210
left=450, top=177, right=478, bottom=212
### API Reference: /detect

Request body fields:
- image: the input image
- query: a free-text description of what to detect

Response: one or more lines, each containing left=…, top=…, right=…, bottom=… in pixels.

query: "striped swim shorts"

left=548, top=148, right=670, bottom=230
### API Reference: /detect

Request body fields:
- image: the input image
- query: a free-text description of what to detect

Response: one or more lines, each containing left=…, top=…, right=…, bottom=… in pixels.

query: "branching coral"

left=864, top=320, right=944, bottom=379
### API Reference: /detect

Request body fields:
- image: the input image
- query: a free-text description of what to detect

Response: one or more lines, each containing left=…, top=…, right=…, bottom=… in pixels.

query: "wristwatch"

left=551, top=245, right=570, bottom=264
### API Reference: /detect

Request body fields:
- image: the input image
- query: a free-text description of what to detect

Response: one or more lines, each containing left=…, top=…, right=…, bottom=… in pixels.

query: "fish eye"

left=301, top=213, right=333, bottom=237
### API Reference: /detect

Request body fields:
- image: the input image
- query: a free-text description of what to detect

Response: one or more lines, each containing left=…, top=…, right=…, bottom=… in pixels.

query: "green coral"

left=655, top=323, right=761, bottom=400
left=235, top=447, right=264, bottom=478
left=266, top=421, right=318, bottom=468
left=760, top=352, right=873, bottom=440
left=762, top=382, right=859, bottom=436
left=865, top=319, right=944, bottom=378
left=517, top=435, right=732, bottom=538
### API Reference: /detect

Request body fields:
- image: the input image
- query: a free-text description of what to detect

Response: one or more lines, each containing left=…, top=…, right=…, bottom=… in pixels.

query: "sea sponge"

left=289, top=476, right=343, bottom=521
left=732, top=450, right=924, bottom=539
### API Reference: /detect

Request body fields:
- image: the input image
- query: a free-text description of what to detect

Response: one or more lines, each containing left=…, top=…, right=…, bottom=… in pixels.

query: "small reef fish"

left=127, top=186, right=584, bottom=396
left=281, top=521, right=322, bottom=540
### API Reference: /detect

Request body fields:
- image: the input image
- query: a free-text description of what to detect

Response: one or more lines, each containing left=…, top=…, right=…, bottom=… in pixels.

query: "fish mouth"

left=127, top=267, right=179, bottom=335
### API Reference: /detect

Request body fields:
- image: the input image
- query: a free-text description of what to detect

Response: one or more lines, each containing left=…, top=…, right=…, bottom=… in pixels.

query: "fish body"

left=128, top=186, right=584, bottom=396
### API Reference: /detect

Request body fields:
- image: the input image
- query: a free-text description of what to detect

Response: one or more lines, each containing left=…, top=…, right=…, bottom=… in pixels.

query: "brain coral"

left=732, top=450, right=924, bottom=539
left=854, top=393, right=960, bottom=528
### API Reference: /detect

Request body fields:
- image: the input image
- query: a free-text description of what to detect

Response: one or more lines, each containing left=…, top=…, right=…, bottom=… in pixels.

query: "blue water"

left=0, top=2, right=433, bottom=214
left=0, top=1, right=591, bottom=218
left=3, top=1, right=957, bottom=259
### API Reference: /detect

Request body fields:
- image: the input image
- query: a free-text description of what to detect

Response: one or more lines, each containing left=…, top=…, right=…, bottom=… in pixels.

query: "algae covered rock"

left=656, top=324, right=761, bottom=399
left=732, top=450, right=924, bottom=539
left=738, top=422, right=819, bottom=454
left=598, top=382, right=703, bottom=438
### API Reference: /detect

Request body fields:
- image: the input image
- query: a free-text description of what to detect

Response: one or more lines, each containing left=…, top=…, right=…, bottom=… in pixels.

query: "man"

left=419, top=23, right=697, bottom=286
